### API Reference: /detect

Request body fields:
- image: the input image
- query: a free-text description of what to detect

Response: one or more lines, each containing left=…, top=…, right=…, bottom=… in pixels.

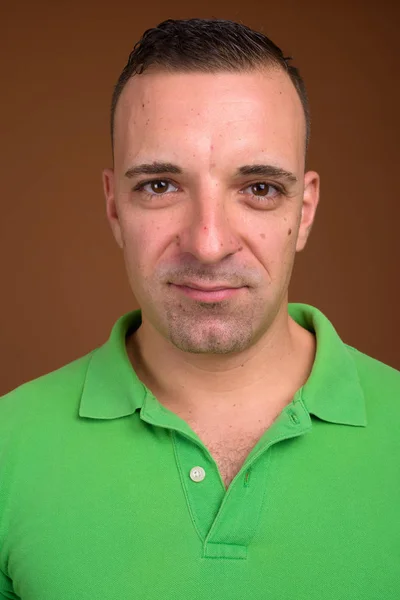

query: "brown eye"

left=251, top=182, right=272, bottom=196
left=241, top=181, right=281, bottom=203
left=149, top=180, right=170, bottom=194
left=135, top=179, right=179, bottom=196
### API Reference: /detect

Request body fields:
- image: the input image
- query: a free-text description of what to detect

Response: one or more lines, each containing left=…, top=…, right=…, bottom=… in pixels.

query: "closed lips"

left=173, top=283, right=240, bottom=290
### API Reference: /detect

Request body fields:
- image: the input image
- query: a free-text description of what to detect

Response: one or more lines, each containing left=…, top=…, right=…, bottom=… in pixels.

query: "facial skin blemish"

left=260, top=233, right=266, bottom=239
left=288, top=228, right=292, bottom=235
left=238, top=246, right=243, bottom=252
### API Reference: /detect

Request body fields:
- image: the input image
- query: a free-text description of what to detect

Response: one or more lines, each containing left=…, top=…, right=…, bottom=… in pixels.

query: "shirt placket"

left=141, top=391, right=312, bottom=559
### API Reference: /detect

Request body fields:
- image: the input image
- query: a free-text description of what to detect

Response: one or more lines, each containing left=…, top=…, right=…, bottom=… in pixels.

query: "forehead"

left=113, top=69, right=306, bottom=168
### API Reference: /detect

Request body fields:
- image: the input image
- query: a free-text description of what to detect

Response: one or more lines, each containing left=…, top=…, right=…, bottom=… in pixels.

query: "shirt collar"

left=289, top=303, right=367, bottom=427
left=79, top=310, right=145, bottom=419
left=79, top=303, right=367, bottom=427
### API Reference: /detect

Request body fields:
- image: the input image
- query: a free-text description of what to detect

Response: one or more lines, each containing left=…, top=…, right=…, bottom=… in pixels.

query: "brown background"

left=1, top=0, right=399, bottom=396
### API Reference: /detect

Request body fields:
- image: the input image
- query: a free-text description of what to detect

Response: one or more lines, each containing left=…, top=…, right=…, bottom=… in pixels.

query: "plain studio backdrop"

left=1, top=0, right=399, bottom=395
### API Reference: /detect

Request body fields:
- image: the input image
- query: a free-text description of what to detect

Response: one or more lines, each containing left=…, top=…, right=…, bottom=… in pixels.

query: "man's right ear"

left=102, top=168, right=124, bottom=249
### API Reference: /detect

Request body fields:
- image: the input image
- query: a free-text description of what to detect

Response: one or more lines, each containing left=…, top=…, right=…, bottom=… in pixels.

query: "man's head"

left=110, top=18, right=311, bottom=153
left=103, top=19, right=319, bottom=355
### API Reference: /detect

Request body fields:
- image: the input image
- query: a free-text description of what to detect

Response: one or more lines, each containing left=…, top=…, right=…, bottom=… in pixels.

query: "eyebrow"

left=124, top=162, right=182, bottom=178
left=124, top=161, right=297, bottom=184
left=236, top=164, right=298, bottom=184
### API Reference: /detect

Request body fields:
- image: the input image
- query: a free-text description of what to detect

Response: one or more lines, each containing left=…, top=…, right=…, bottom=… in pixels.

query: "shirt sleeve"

left=0, top=568, right=18, bottom=599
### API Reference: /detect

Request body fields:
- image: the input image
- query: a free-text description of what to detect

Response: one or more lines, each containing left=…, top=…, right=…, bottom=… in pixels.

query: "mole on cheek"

left=175, top=235, right=180, bottom=246
left=260, top=233, right=266, bottom=239
left=288, top=228, right=292, bottom=236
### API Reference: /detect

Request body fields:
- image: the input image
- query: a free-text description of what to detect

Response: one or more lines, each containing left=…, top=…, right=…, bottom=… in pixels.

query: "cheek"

left=119, top=217, right=149, bottom=269
left=258, top=219, right=295, bottom=250
left=120, top=213, right=174, bottom=277
left=255, top=221, right=298, bottom=274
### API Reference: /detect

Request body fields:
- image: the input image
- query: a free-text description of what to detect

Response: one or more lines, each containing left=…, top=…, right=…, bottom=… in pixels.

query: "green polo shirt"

left=0, top=303, right=399, bottom=599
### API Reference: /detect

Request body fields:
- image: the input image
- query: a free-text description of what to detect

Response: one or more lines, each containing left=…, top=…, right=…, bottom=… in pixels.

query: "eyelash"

left=132, top=178, right=286, bottom=203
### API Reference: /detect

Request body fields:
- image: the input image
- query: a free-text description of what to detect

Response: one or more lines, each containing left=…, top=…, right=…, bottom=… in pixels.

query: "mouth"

left=169, top=283, right=247, bottom=302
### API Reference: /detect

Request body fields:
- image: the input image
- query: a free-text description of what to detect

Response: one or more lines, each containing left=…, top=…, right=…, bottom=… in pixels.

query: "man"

left=0, top=18, right=399, bottom=600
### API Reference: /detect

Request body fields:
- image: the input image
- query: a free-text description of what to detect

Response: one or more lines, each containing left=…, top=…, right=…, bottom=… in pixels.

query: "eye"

left=134, top=179, right=179, bottom=196
left=242, top=182, right=282, bottom=200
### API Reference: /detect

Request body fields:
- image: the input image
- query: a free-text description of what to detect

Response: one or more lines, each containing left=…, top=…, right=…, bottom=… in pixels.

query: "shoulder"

left=345, top=344, right=400, bottom=410
left=346, top=344, right=400, bottom=387
left=0, top=351, right=95, bottom=434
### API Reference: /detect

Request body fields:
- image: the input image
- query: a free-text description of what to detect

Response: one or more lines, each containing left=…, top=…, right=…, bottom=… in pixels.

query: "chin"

left=167, top=320, right=254, bottom=355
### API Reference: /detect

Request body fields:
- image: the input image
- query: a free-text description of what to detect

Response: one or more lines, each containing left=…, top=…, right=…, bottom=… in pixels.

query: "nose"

left=177, top=189, right=242, bottom=264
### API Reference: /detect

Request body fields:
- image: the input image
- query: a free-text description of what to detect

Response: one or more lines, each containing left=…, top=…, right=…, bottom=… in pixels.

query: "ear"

left=102, top=168, right=124, bottom=249
left=296, top=170, right=320, bottom=252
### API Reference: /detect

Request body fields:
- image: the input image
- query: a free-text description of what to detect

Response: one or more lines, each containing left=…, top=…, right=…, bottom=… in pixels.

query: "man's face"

left=104, top=68, right=319, bottom=354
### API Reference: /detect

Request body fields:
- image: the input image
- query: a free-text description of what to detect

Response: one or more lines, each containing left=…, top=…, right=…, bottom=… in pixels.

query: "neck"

left=126, top=303, right=316, bottom=416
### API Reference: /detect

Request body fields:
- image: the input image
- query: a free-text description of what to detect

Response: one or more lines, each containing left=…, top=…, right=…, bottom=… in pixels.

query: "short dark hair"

left=111, top=18, right=310, bottom=150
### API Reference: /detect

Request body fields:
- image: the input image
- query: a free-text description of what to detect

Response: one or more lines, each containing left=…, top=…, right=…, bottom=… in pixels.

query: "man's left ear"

left=296, top=170, right=320, bottom=252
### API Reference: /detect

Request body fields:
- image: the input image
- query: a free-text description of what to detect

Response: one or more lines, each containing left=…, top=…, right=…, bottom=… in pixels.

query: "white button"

left=190, top=466, right=206, bottom=482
